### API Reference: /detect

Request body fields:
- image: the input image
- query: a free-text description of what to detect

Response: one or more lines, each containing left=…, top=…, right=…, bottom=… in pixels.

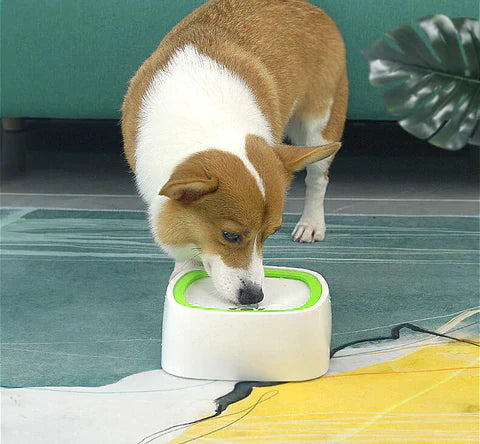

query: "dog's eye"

left=222, top=231, right=242, bottom=243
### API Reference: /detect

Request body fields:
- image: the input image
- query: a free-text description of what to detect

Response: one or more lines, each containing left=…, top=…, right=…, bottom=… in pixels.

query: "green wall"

left=1, top=0, right=478, bottom=120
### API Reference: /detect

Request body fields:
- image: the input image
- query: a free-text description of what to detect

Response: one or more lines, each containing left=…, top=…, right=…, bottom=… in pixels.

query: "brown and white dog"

left=122, top=0, right=348, bottom=305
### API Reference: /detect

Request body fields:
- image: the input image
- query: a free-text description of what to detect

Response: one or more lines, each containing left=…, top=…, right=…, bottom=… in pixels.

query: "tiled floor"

left=1, top=119, right=479, bottom=215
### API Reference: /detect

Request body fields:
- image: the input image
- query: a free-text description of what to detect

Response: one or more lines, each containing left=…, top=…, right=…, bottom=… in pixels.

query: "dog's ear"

left=273, top=142, right=341, bottom=173
left=159, top=163, right=218, bottom=203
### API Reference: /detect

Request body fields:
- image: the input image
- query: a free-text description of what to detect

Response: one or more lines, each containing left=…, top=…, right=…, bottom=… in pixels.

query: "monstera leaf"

left=362, top=15, right=480, bottom=150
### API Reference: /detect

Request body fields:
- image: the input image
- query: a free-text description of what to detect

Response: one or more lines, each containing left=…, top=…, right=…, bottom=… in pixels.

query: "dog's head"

left=156, top=135, right=340, bottom=305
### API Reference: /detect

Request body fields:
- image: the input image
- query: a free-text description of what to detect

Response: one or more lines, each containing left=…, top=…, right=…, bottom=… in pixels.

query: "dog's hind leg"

left=286, top=71, right=348, bottom=243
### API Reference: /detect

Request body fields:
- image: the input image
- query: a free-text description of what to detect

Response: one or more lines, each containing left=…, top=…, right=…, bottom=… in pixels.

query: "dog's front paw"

left=291, top=220, right=326, bottom=243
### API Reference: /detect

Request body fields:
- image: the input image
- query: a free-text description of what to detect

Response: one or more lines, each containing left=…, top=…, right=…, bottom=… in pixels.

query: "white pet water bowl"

left=161, top=266, right=332, bottom=381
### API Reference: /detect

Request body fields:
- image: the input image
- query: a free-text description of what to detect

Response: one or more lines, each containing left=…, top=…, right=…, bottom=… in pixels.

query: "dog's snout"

left=238, top=284, right=264, bottom=305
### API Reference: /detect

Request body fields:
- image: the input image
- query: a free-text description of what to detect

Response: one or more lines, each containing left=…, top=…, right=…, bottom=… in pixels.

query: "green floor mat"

left=1, top=208, right=478, bottom=387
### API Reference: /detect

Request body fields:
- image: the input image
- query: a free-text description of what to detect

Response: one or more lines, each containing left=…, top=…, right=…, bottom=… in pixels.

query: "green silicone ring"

left=173, top=267, right=322, bottom=312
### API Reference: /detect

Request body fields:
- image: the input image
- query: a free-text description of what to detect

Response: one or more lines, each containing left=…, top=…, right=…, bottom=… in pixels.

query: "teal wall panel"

left=1, top=0, right=478, bottom=120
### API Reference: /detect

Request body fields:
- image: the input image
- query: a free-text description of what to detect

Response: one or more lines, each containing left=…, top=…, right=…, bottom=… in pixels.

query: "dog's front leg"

left=291, top=157, right=332, bottom=243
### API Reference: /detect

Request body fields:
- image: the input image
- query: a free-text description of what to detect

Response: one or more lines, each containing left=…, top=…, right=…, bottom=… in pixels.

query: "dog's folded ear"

left=160, top=177, right=218, bottom=203
left=159, top=163, right=219, bottom=203
left=273, top=142, right=341, bottom=173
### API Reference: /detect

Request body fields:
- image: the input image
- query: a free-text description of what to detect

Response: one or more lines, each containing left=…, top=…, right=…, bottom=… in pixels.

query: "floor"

left=1, top=119, right=479, bottom=215
left=2, top=119, right=479, bottom=443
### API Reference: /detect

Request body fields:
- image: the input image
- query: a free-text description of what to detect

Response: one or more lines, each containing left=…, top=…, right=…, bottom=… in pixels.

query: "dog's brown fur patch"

left=155, top=149, right=276, bottom=269
left=154, top=136, right=340, bottom=268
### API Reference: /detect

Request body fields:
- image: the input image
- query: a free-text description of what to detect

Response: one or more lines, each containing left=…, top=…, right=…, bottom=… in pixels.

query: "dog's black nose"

left=238, top=284, right=264, bottom=305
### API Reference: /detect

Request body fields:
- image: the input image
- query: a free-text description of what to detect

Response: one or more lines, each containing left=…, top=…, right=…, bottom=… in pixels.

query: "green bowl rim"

left=173, top=267, right=322, bottom=312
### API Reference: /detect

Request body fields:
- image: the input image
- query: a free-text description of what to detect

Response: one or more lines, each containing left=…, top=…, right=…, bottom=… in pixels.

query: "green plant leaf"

left=362, top=15, right=480, bottom=150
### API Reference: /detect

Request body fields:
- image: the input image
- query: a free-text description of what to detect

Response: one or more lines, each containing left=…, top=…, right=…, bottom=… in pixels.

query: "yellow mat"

left=172, top=340, right=479, bottom=443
